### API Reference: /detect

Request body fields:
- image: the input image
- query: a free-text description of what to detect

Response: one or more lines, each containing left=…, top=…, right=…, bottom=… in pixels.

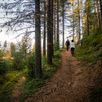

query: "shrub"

left=27, top=53, right=35, bottom=77
left=76, top=34, right=102, bottom=63
left=0, top=60, right=8, bottom=76
left=12, top=52, right=27, bottom=70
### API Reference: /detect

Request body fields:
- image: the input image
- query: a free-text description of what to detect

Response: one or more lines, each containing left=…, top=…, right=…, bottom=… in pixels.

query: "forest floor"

left=24, top=50, right=102, bottom=102
left=12, top=50, right=102, bottom=102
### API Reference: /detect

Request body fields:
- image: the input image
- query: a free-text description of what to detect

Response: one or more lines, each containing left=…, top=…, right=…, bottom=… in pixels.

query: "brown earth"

left=25, top=51, right=102, bottom=102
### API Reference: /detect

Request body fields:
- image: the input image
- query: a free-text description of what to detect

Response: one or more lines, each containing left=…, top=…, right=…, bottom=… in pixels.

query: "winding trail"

left=25, top=50, right=91, bottom=102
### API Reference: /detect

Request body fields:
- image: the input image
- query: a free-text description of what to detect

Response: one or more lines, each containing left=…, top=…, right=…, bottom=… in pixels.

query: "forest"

left=0, top=0, right=102, bottom=102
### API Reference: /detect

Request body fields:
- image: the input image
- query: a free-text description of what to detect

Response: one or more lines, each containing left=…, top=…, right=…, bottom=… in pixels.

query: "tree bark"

left=100, top=0, right=102, bottom=17
left=86, top=0, right=90, bottom=35
left=43, top=0, right=46, bottom=56
left=57, top=0, right=59, bottom=49
left=96, top=0, right=101, bottom=29
left=78, top=0, right=81, bottom=41
left=47, top=0, right=53, bottom=64
left=35, top=0, right=42, bottom=78
left=62, top=0, right=65, bottom=48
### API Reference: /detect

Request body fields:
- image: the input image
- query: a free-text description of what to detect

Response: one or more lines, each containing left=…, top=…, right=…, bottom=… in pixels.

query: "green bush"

left=21, top=78, right=44, bottom=101
left=54, top=50, right=61, bottom=58
left=0, top=60, right=9, bottom=76
left=12, top=52, right=27, bottom=70
left=27, top=53, right=35, bottom=78
left=76, top=34, right=102, bottom=63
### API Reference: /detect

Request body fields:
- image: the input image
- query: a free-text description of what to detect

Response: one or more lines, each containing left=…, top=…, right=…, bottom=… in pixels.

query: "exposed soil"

left=25, top=50, right=102, bottom=102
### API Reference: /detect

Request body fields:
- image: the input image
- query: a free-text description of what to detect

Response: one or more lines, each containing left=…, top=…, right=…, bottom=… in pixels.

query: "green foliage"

left=0, top=49, right=4, bottom=58
left=0, top=69, right=27, bottom=102
left=0, top=60, right=9, bottom=76
left=0, top=53, right=12, bottom=85
left=12, top=52, right=28, bottom=70
left=20, top=50, right=61, bottom=101
left=54, top=42, right=59, bottom=51
left=27, top=53, right=35, bottom=77
left=20, top=78, right=44, bottom=101
left=76, top=34, right=102, bottom=63
left=0, top=84, right=12, bottom=102
left=43, top=50, right=61, bottom=79
left=0, top=48, right=61, bottom=102
left=54, top=50, right=61, bottom=58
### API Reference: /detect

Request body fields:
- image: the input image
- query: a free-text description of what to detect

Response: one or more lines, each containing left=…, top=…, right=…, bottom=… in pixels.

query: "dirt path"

left=25, top=51, right=92, bottom=102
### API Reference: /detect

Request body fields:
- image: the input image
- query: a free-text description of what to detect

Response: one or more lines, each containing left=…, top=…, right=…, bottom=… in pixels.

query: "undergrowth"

left=76, top=34, right=102, bottom=64
left=0, top=69, right=27, bottom=102
left=0, top=50, right=61, bottom=102
left=76, top=33, right=102, bottom=101
left=20, top=50, right=61, bottom=101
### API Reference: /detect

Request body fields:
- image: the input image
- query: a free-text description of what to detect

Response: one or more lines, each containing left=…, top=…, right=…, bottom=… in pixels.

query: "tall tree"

left=85, top=0, right=90, bottom=35
left=78, top=0, right=81, bottom=41
left=62, top=0, right=65, bottom=48
left=72, top=2, right=75, bottom=40
left=100, top=0, right=102, bottom=29
left=19, top=34, right=31, bottom=58
left=95, top=0, right=102, bottom=29
left=10, top=42, right=16, bottom=57
left=35, top=0, right=42, bottom=78
left=43, top=0, right=47, bottom=56
left=47, top=0, right=53, bottom=64
left=56, top=0, right=60, bottom=49
left=100, top=0, right=102, bottom=17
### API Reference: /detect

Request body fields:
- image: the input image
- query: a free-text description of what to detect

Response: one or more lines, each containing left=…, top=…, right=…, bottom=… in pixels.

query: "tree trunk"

left=78, top=0, right=81, bottom=41
left=72, top=3, right=75, bottom=41
left=100, top=0, right=102, bottom=30
left=43, top=0, right=46, bottom=56
left=47, top=0, right=53, bottom=64
left=53, top=2, right=56, bottom=45
left=57, top=0, right=59, bottom=49
left=51, top=0, right=54, bottom=56
left=96, top=0, right=101, bottom=29
left=100, top=0, right=102, bottom=17
left=62, top=1, right=65, bottom=48
left=35, top=0, right=42, bottom=78
left=72, top=14, right=75, bottom=40
left=86, top=0, right=90, bottom=35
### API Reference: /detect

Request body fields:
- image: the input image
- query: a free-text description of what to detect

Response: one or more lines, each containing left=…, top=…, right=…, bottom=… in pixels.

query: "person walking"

left=65, top=39, right=70, bottom=51
left=70, top=40, right=75, bottom=56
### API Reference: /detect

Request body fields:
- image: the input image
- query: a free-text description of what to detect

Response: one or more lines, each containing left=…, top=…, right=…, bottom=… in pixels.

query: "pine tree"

left=47, top=0, right=53, bottom=64
left=35, top=0, right=42, bottom=78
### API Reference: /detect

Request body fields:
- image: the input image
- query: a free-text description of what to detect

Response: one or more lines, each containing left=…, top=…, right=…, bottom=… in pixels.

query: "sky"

left=0, top=0, right=74, bottom=47
left=0, top=0, right=35, bottom=44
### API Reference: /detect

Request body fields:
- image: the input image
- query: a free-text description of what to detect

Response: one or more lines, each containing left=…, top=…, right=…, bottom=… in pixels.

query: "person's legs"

left=67, top=46, right=68, bottom=51
left=67, top=46, right=69, bottom=51
left=71, top=48, right=75, bottom=56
